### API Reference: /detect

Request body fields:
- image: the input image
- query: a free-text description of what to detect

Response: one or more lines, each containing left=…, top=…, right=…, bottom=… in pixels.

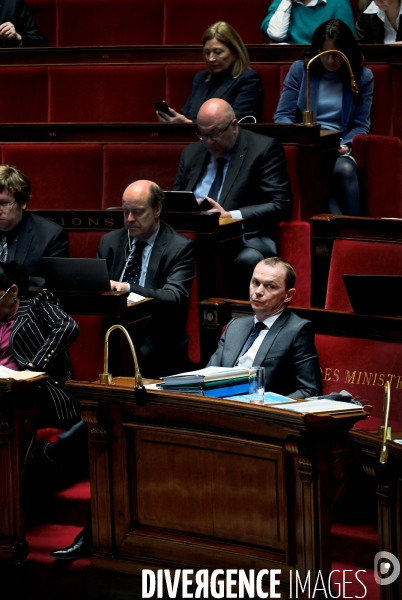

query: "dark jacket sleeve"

left=27, top=292, right=80, bottom=370
left=287, top=320, right=322, bottom=398
left=2, top=0, right=47, bottom=47
left=128, top=239, right=195, bottom=313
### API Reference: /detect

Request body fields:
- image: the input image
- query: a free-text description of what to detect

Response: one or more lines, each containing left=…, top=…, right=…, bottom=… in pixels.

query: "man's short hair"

left=148, top=183, right=165, bottom=209
left=259, top=257, right=296, bottom=289
left=0, top=165, right=31, bottom=205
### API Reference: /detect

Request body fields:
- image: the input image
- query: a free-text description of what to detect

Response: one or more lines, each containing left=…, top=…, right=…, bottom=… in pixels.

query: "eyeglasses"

left=0, top=200, right=17, bottom=211
left=196, top=118, right=234, bottom=142
left=0, top=288, right=11, bottom=303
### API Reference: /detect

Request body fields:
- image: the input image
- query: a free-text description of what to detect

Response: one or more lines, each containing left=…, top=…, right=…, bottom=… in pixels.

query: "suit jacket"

left=274, top=60, right=374, bottom=146
left=356, top=0, right=402, bottom=43
left=13, top=212, right=69, bottom=286
left=208, top=310, right=322, bottom=398
left=0, top=0, right=47, bottom=47
left=172, top=127, right=292, bottom=242
left=181, top=68, right=264, bottom=122
left=97, top=221, right=195, bottom=350
left=11, top=292, right=80, bottom=422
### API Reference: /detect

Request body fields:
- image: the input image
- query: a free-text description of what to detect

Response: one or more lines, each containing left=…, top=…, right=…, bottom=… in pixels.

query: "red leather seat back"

left=102, top=144, right=186, bottom=208
left=353, top=134, right=402, bottom=218
left=69, top=231, right=106, bottom=259
left=325, top=239, right=402, bottom=312
left=69, top=314, right=105, bottom=382
left=56, top=0, right=164, bottom=46
left=165, top=65, right=202, bottom=114
left=27, top=0, right=57, bottom=46
left=182, top=232, right=200, bottom=365
left=48, top=66, right=166, bottom=122
left=367, top=64, right=393, bottom=136
left=278, top=221, right=311, bottom=308
left=316, top=333, right=402, bottom=428
left=163, top=0, right=268, bottom=44
left=1, top=144, right=103, bottom=209
left=0, top=67, right=48, bottom=123
left=251, top=64, right=281, bottom=122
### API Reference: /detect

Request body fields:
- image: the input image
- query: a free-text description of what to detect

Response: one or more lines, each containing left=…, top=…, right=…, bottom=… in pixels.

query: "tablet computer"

left=343, top=274, right=402, bottom=316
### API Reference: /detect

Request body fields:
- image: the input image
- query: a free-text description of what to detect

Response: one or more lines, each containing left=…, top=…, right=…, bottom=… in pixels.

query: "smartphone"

left=199, top=197, right=214, bottom=211
left=154, top=101, right=174, bottom=117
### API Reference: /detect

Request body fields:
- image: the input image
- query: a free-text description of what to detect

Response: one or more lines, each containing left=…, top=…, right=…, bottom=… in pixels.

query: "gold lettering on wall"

left=322, top=367, right=402, bottom=390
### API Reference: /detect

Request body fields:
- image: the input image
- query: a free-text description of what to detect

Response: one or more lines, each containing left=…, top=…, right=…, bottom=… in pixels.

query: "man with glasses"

left=172, top=99, right=292, bottom=297
left=0, top=165, right=69, bottom=285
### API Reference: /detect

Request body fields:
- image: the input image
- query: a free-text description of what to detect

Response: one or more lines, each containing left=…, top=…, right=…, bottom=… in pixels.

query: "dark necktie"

left=207, top=157, right=226, bottom=201
left=0, top=235, right=7, bottom=263
left=123, top=240, right=147, bottom=285
left=238, top=321, right=267, bottom=358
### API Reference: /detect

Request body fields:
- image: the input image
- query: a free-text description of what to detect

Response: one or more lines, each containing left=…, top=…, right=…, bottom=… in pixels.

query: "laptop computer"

left=342, top=274, right=402, bottom=316
left=163, top=191, right=212, bottom=212
left=42, top=257, right=111, bottom=292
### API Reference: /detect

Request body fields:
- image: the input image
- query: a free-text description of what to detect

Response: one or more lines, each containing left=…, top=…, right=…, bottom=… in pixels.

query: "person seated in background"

left=208, top=257, right=322, bottom=398
left=97, top=179, right=195, bottom=378
left=0, top=165, right=69, bottom=286
left=172, top=98, right=292, bottom=297
left=156, top=21, right=264, bottom=123
left=261, top=0, right=356, bottom=44
left=0, top=0, right=47, bottom=47
left=273, top=19, right=374, bottom=216
left=356, top=0, right=402, bottom=43
left=0, top=261, right=80, bottom=426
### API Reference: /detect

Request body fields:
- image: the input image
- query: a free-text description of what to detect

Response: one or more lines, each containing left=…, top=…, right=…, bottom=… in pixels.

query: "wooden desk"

left=0, top=376, right=47, bottom=565
left=67, top=376, right=366, bottom=599
left=351, top=429, right=402, bottom=600
left=31, top=209, right=244, bottom=299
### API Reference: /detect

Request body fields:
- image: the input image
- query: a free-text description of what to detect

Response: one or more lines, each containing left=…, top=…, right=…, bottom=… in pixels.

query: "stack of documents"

left=160, top=366, right=251, bottom=397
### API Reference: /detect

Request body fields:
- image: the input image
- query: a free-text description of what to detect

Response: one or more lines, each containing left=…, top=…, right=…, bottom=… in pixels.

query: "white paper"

left=0, top=365, right=45, bottom=380
left=127, top=292, right=147, bottom=304
left=277, top=399, right=363, bottom=414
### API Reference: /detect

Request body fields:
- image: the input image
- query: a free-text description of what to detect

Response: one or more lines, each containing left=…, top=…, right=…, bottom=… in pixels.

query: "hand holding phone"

left=154, top=100, right=174, bottom=117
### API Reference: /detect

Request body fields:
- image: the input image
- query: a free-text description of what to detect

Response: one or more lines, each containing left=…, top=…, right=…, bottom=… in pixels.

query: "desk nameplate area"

left=67, top=377, right=366, bottom=599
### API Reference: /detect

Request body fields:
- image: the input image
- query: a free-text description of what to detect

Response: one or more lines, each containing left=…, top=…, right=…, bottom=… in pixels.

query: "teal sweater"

left=261, top=0, right=356, bottom=44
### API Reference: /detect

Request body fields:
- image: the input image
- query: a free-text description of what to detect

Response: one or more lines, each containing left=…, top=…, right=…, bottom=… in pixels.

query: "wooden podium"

left=0, top=376, right=48, bottom=563
left=67, top=377, right=366, bottom=599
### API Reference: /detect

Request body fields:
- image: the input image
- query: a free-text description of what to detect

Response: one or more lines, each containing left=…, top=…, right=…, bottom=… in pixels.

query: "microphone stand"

left=302, top=49, right=359, bottom=126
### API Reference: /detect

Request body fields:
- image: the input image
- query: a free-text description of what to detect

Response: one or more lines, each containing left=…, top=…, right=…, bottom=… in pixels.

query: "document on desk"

left=0, top=365, right=45, bottom=380
left=225, top=391, right=296, bottom=404
left=278, top=399, right=364, bottom=414
left=127, top=292, right=146, bottom=304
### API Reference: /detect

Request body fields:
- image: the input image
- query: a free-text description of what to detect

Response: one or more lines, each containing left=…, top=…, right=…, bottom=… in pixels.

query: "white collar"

left=364, top=1, right=402, bottom=15
left=294, top=0, right=327, bottom=6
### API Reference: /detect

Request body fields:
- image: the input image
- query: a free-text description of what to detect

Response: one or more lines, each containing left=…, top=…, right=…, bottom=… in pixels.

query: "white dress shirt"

left=267, top=0, right=327, bottom=42
left=236, top=311, right=283, bottom=369
left=364, top=1, right=402, bottom=43
left=119, top=227, right=159, bottom=287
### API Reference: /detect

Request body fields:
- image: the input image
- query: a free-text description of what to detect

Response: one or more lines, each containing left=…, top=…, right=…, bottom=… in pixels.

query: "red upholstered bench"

left=27, top=0, right=57, bottom=47
left=353, top=134, right=402, bottom=217
left=162, top=0, right=268, bottom=44
left=316, top=333, right=402, bottom=431
left=56, top=0, right=164, bottom=46
left=102, top=144, right=186, bottom=209
left=48, top=66, right=166, bottom=122
left=251, top=64, right=281, bottom=123
left=0, top=143, right=103, bottom=209
left=0, top=67, right=48, bottom=123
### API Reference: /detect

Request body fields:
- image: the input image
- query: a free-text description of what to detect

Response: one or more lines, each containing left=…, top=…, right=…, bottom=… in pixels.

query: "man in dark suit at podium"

left=97, top=179, right=195, bottom=377
left=208, top=257, right=322, bottom=398
left=0, top=165, right=69, bottom=286
left=0, top=0, right=47, bottom=46
left=172, top=98, right=292, bottom=297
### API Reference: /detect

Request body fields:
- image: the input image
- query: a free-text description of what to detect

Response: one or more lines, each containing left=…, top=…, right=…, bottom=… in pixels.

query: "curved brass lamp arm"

left=99, top=324, right=143, bottom=388
left=302, top=50, right=359, bottom=126
left=380, top=380, right=391, bottom=465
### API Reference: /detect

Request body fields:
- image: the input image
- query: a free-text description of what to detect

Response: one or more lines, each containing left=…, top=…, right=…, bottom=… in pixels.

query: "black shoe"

left=50, top=527, right=91, bottom=560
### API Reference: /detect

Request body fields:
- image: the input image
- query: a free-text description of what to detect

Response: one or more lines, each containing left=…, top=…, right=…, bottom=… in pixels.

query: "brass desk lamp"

left=99, top=324, right=147, bottom=405
left=379, top=380, right=391, bottom=465
left=302, top=49, right=360, bottom=126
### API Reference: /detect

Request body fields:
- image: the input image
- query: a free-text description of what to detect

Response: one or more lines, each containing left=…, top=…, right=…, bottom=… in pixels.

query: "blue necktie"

left=123, top=240, right=147, bottom=285
left=207, top=157, right=226, bottom=202
left=239, top=321, right=266, bottom=358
